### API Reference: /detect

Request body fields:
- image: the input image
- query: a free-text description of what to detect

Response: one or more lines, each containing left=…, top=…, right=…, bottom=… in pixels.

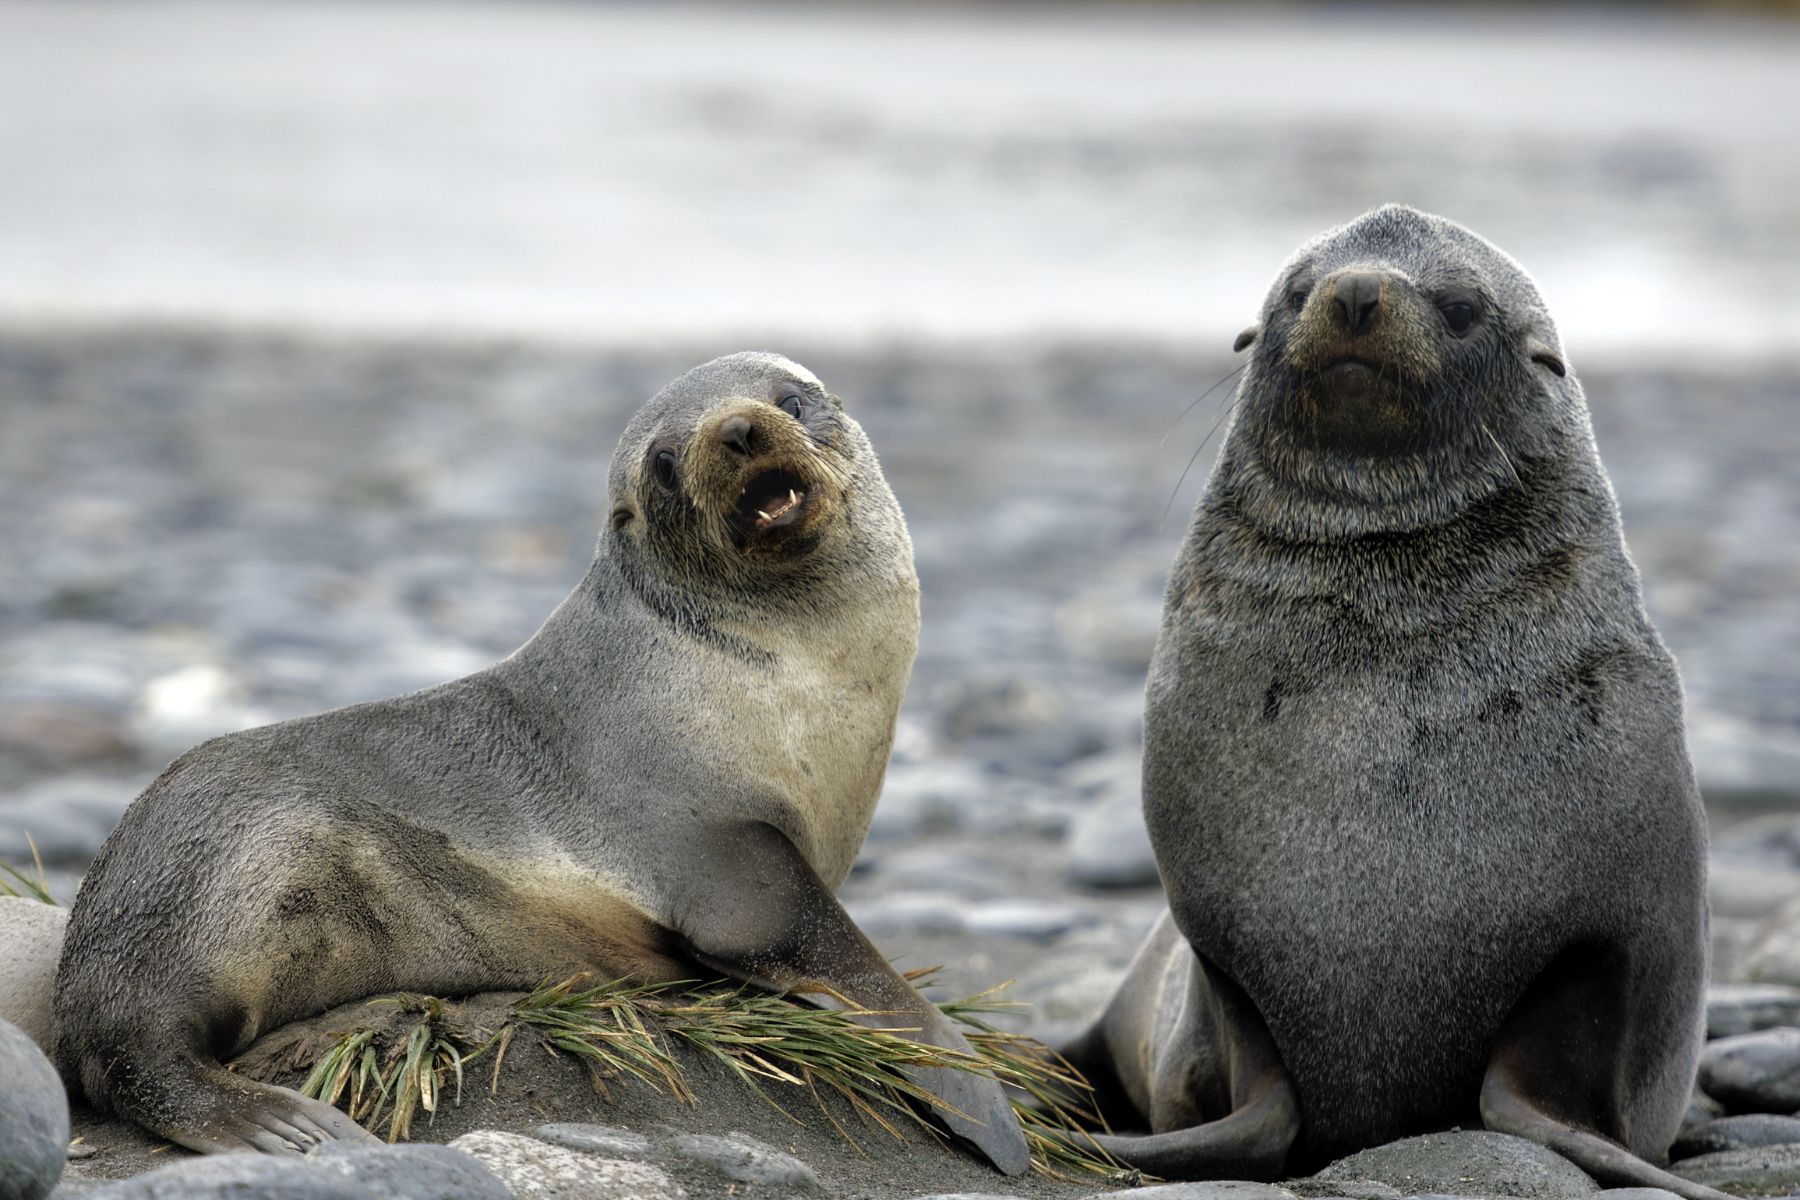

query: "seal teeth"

left=757, top=510, right=773, bottom=521
left=789, top=489, right=798, bottom=505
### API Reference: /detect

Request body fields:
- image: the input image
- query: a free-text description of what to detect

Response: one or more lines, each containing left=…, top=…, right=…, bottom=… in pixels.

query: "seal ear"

left=1526, top=333, right=1567, bottom=378
left=1233, top=325, right=1260, bottom=354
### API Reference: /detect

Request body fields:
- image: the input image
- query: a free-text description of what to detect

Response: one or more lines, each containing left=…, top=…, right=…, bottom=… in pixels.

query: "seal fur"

left=53, top=351, right=1030, bottom=1174
left=1059, top=206, right=1716, bottom=1199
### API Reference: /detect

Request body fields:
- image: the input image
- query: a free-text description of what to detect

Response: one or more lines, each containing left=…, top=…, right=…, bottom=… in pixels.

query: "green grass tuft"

left=0, top=834, right=57, bottom=905
left=291, top=971, right=1130, bottom=1183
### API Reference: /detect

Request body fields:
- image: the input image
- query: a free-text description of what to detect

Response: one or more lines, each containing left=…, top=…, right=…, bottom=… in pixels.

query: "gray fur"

left=53, top=352, right=1026, bottom=1172
left=1076, top=207, right=1708, bottom=1180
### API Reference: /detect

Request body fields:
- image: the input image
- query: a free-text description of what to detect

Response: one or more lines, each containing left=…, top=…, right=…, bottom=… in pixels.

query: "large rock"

left=310, top=1143, right=511, bottom=1200
left=1669, top=1144, right=1800, bottom=1195
left=449, top=1130, right=685, bottom=1200
left=1081, top=1185, right=1299, bottom=1200
left=82, top=1156, right=368, bottom=1200
left=0, top=897, right=66, bottom=1050
left=1699, top=1028, right=1800, bottom=1112
left=0, top=1016, right=67, bottom=1200
left=1310, top=1131, right=1599, bottom=1199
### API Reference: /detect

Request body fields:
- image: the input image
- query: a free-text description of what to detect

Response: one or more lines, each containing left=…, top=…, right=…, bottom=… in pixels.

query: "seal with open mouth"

left=53, top=351, right=1030, bottom=1176
left=1056, top=207, right=1717, bottom=1199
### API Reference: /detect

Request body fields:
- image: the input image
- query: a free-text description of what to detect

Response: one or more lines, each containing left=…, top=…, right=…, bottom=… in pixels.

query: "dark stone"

left=82, top=1155, right=372, bottom=1200
left=1670, top=1143, right=1800, bottom=1194
left=1311, top=1131, right=1598, bottom=1199
left=310, top=1142, right=511, bottom=1200
left=1699, top=1028, right=1800, bottom=1112
left=0, top=1017, right=68, bottom=1200
left=1706, top=984, right=1800, bottom=1038
left=1671, top=1114, right=1800, bottom=1160
left=668, top=1132, right=822, bottom=1192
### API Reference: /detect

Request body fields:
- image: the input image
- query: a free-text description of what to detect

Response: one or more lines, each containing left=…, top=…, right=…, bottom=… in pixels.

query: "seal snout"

left=1331, top=271, right=1384, bottom=335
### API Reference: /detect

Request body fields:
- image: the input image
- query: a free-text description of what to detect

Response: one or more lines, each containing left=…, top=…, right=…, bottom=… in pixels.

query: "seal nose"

left=717, top=414, right=756, bottom=458
left=1331, top=272, right=1384, bottom=335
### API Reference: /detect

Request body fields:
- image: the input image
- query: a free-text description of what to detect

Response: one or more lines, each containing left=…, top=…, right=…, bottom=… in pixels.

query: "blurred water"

left=0, top=2, right=1794, bottom=360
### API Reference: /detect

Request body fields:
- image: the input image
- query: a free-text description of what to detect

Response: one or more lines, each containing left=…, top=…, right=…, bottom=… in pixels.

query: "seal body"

left=1063, top=207, right=1712, bottom=1197
left=54, top=352, right=1029, bottom=1173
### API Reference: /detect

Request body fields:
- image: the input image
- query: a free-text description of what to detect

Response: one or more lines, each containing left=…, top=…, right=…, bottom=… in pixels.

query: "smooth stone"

left=1591, top=1190, right=1684, bottom=1200
left=1708, top=984, right=1800, bottom=1039
left=667, top=1132, right=821, bottom=1192
left=866, top=761, right=984, bottom=842
left=534, top=1124, right=655, bottom=1159
left=310, top=1142, right=512, bottom=1200
left=1670, top=1143, right=1800, bottom=1194
left=1311, top=1131, right=1599, bottom=1199
left=1699, top=1028, right=1800, bottom=1111
left=1732, top=900, right=1800, bottom=986
left=1672, top=1114, right=1800, bottom=1159
left=1287, top=1182, right=1403, bottom=1200
left=0, top=1017, right=68, bottom=1200
left=1683, top=1087, right=1727, bottom=1132
left=907, top=1194, right=1016, bottom=1200
left=1065, top=789, right=1158, bottom=890
left=0, top=776, right=136, bottom=865
left=963, top=898, right=1099, bottom=942
left=844, top=891, right=968, bottom=937
left=82, top=1155, right=371, bottom=1199
left=449, top=1131, right=685, bottom=1200
left=1082, top=1184, right=1299, bottom=1200
left=0, top=896, right=66, bottom=1050
left=1709, top=865, right=1800, bottom=921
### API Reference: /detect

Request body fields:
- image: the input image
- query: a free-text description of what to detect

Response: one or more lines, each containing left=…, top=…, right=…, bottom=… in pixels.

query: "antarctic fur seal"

left=1058, top=206, right=1716, bottom=1198
left=54, top=352, right=1030, bottom=1174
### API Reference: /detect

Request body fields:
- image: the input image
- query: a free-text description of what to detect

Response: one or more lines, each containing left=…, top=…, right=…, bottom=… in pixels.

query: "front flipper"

left=1063, top=929, right=1298, bottom=1181
left=675, top=821, right=1031, bottom=1177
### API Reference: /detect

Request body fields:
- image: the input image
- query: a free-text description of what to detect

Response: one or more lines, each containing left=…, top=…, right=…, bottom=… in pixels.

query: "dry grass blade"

left=291, top=971, right=1129, bottom=1180
left=0, top=834, right=56, bottom=904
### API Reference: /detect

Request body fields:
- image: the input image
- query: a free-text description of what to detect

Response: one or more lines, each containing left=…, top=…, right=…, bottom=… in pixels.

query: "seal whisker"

left=1158, top=364, right=1247, bottom=449
left=1481, top=420, right=1524, bottom=490
left=1160, top=387, right=1244, bottom=532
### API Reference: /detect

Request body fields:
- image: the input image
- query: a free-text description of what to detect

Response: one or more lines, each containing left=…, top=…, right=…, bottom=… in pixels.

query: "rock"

left=1311, top=1131, right=1599, bottom=1198
left=1699, top=1028, right=1800, bottom=1111
left=1286, top=1180, right=1402, bottom=1200
left=1065, top=789, right=1157, bottom=890
left=1732, top=898, right=1800, bottom=986
left=1080, top=1184, right=1299, bottom=1200
left=82, top=1155, right=370, bottom=1199
left=1669, top=1143, right=1800, bottom=1194
left=844, top=891, right=968, bottom=937
left=0, top=1016, right=68, bottom=1200
left=1713, top=919, right=1765, bottom=989
left=449, top=1130, right=685, bottom=1200
left=0, top=896, right=67, bottom=1049
left=1683, top=1087, right=1727, bottom=1132
left=667, top=1132, right=822, bottom=1191
left=1590, top=1191, right=1684, bottom=1200
left=535, top=1125, right=655, bottom=1159
left=866, top=762, right=984, bottom=842
left=1707, top=984, right=1800, bottom=1039
left=963, top=898, right=1099, bottom=942
left=0, top=776, right=136, bottom=865
left=1672, top=1114, right=1800, bottom=1159
left=311, top=1142, right=512, bottom=1200
left=0, top=699, right=136, bottom=771
left=1710, top=865, right=1800, bottom=921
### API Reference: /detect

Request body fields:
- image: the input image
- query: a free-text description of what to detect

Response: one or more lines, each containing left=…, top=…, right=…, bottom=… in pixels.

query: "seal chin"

left=729, top=465, right=819, bottom=546
left=1319, top=357, right=1384, bottom=399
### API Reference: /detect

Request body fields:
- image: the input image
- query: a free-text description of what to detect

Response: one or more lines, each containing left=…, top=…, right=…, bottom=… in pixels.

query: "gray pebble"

left=449, top=1130, right=685, bottom=1200
left=1671, top=1113, right=1800, bottom=1159
left=1707, top=983, right=1800, bottom=1039
left=1682, top=1087, right=1726, bottom=1132
left=534, top=1124, right=655, bottom=1159
left=963, top=897, right=1099, bottom=942
left=1590, top=1191, right=1684, bottom=1200
left=1065, top=788, right=1158, bottom=890
left=1311, top=1131, right=1598, bottom=1198
left=1085, top=1184, right=1299, bottom=1200
left=82, top=1155, right=371, bottom=1200
left=667, top=1132, right=821, bottom=1192
left=0, top=1017, right=68, bottom=1200
left=844, top=891, right=968, bottom=938
left=1287, top=1182, right=1403, bottom=1200
left=1670, top=1142, right=1800, bottom=1193
left=1699, top=1027, right=1800, bottom=1111
left=310, top=1141, right=511, bottom=1200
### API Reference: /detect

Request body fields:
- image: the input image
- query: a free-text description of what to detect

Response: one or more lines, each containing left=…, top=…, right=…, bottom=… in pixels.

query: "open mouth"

left=733, top=467, right=811, bottom=535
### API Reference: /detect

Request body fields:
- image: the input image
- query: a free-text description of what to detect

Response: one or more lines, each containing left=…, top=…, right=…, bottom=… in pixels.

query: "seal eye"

left=778, top=394, right=806, bottom=419
left=1440, top=300, right=1478, bottom=334
left=1286, top=286, right=1311, bottom=314
left=652, top=450, right=678, bottom=490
